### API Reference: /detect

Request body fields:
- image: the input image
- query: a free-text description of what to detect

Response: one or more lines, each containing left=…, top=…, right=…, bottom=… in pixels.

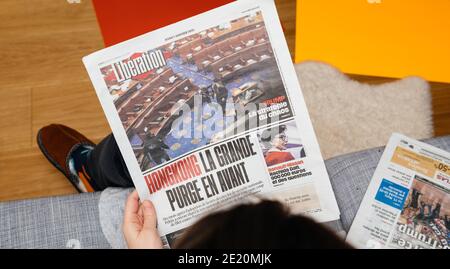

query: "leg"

left=150, top=153, right=163, bottom=165
left=86, top=134, right=134, bottom=190
left=162, top=152, right=170, bottom=162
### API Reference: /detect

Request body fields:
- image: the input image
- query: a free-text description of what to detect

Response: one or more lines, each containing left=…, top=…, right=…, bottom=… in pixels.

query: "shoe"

left=37, top=124, right=96, bottom=193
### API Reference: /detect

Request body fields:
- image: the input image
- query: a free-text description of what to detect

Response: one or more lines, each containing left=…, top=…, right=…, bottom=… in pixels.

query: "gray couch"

left=1, top=136, right=449, bottom=249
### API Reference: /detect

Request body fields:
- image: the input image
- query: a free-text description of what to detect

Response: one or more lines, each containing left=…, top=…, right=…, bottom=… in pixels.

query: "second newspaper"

left=347, top=133, right=449, bottom=249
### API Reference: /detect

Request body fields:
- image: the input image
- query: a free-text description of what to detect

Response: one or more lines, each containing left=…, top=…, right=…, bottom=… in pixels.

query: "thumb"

left=141, top=200, right=158, bottom=231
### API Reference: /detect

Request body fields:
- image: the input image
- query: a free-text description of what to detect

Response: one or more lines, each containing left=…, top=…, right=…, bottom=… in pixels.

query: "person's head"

left=261, top=125, right=288, bottom=151
left=173, top=200, right=352, bottom=249
left=145, top=132, right=155, bottom=140
left=211, top=82, right=222, bottom=93
left=271, top=133, right=288, bottom=150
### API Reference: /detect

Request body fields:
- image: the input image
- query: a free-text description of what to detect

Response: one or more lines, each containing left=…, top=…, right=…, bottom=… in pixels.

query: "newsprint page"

left=83, top=0, right=340, bottom=247
left=347, top=133, right=450, bottom=249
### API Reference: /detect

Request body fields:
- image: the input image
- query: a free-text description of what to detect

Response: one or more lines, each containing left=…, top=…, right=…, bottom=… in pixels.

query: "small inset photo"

left=258, top=121, right=306, bottom=167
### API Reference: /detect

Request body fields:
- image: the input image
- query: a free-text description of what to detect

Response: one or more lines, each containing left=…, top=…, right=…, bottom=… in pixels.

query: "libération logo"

left=111, top=50, right=168, bottom=83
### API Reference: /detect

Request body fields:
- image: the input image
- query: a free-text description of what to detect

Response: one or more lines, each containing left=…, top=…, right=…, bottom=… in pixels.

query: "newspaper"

left=346, top=133, right=450, bottom=249
left=83, top=0, right=340, bottom=247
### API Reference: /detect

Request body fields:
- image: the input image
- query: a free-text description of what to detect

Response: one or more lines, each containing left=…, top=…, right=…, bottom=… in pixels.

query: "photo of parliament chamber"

left=109, top=12, right=281, bottom=170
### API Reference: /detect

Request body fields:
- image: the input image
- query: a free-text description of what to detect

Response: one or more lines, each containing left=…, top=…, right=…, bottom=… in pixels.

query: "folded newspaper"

left=346, top=133, right=450, bottom=249
left=83, top=0, right=340, bottom=247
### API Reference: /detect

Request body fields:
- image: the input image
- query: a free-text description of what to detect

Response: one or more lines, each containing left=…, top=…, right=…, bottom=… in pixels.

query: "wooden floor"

left=0, top=0, right=448, bottom=202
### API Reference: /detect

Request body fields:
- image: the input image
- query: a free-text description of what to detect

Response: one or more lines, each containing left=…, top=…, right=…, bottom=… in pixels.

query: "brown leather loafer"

left=37, top=124, right=96, bottom=192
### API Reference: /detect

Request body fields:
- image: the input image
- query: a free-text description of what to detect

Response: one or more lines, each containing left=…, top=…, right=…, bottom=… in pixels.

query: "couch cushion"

left=0, top=192, right=110, bottom=249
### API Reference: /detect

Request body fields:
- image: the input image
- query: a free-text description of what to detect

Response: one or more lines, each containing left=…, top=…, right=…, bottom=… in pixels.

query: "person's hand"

left=123, top=190, right=163, bottom=249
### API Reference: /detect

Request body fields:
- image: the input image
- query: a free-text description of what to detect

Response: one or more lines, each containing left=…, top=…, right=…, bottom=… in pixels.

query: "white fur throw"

left=295, top=61, right=433, bottom=160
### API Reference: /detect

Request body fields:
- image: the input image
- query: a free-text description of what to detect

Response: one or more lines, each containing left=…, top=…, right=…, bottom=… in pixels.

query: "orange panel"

left=295, top=0, right=450, bottom=83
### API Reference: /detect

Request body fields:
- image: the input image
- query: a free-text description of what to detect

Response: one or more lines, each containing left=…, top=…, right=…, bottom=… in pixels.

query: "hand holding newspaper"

left=83, top=0, right=340, bottom=247
left=346, top=133, right=450, bottom=249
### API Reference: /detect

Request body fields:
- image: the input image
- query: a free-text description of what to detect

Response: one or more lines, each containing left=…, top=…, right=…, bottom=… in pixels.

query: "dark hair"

left=260, top=125, right=287, bottom=142
left=174, top=200, right=352, bottom=249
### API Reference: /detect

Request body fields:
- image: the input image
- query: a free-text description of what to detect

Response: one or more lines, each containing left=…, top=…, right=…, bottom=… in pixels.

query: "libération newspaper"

left=83, top=0, right=340, bottom=247
left=347, top=133, right=450, bottom=249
